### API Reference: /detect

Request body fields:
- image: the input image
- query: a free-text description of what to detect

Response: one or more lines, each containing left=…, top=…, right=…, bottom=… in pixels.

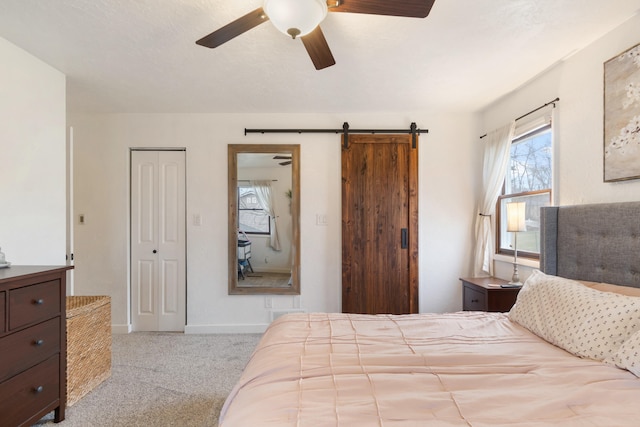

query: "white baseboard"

left=114, top=317, right=311, bottom=335
left=250, top=268, right=291, bottom=274
left=184, top=324, right=269, bottom=334
left=111, top=323, right=267, bottom=334
left=269, top=308, right=306, bottom=322
left=112, top=324, right=132, bottom=334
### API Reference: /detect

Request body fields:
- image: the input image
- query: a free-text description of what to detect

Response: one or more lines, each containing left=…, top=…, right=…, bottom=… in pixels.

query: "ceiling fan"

left=196, top=0, right=436, bottom=70
left=273, top=155, right=292, bottom=166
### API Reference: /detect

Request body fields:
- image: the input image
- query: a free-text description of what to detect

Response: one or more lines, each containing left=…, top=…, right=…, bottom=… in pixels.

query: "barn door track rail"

left=245, top=122, right=426, bottom=149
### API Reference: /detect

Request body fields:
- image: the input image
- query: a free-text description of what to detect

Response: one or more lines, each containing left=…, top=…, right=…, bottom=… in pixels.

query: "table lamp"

left=506, top=201, right=526, bottom=286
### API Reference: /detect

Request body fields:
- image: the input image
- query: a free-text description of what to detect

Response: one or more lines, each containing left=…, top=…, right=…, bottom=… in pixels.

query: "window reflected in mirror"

left=238, top=185, right=271, bottom=235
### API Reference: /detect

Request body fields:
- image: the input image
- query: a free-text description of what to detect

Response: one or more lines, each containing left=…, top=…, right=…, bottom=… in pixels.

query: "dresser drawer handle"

left=34, top=339, right=45, bottom=346
left=34, top=298, right=45, bottom=305
left=471, top=299, right=479, bottom=303
left=34, top=386, right=44, bottom=394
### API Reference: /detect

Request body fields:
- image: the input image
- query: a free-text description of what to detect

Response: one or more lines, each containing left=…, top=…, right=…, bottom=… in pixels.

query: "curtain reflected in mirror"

left=228, top=144, right=300, bottom=295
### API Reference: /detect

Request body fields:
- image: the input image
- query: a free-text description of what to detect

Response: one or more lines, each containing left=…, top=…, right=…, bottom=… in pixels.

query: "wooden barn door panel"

left=342, top=134, right=418, bottom=314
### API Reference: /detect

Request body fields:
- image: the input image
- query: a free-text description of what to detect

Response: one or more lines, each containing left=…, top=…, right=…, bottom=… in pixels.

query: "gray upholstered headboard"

left=540, top=201, right=640, bottom=288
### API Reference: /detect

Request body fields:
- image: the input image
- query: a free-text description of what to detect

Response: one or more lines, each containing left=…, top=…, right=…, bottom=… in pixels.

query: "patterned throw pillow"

left=509, top=270, right=640, bottom=361
left=606, top=330, right=640, bottom=377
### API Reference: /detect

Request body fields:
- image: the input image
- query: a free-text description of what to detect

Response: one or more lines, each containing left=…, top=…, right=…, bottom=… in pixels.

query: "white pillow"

left=605, top=330, right=640, bottom=377
left=509, top=270, right=640, bottom=361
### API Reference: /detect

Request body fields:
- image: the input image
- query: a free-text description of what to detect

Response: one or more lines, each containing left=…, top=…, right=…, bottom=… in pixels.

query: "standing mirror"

left=228, top=144, right=300, bottom=295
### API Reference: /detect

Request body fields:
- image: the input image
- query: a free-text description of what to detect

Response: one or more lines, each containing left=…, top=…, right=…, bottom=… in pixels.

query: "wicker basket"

left=66, top=296, right=112, bottom=406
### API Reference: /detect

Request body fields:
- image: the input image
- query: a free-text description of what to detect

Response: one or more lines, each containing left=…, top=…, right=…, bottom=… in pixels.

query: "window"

left=497, top=120, right=552, bottom=258
left=238, top=186, right=270, bottom=235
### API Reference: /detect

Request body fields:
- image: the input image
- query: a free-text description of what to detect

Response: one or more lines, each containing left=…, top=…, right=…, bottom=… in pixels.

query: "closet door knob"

left=152, top=250, right=157, bottom=254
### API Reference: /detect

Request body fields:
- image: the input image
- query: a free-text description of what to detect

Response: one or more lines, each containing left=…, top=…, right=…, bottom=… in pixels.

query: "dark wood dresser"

left=0, top=265, right=72, bottom=426
left=460, top=276, right=521, bottom=312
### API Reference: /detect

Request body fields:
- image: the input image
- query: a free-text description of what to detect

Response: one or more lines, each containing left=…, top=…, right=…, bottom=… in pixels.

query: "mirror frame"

left=228, top=144, right=300, bottom=295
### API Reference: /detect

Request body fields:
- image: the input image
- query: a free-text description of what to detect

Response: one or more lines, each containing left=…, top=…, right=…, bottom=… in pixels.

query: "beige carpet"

left=35, top=332, right=262, bottom=426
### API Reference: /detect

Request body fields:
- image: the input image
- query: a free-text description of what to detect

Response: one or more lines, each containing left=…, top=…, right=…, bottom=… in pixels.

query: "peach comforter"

left=219, top=312, right=640, bottom=426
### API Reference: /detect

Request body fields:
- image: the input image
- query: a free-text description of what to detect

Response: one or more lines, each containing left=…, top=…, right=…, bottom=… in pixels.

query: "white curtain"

left=251, top=180, right=281, bottom=251
left=472, top=122, right=516, bottom=276
left=551, top=107, right=559, bottom=206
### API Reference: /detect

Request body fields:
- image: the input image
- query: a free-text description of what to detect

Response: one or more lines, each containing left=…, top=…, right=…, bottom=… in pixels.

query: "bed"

left=219, top=201, right=640, bottom=426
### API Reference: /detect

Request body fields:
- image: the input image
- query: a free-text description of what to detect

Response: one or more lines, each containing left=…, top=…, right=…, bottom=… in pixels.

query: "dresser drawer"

left=9, top=279, right=61, bottom=330
left=0, top=317, right=60, bottom=382
left=463, top=285, right=486, bottom=311
left=0, top=354, right=60, bottom=427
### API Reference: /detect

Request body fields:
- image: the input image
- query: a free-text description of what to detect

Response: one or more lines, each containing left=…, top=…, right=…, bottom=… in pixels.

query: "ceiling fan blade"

left=328, top=0, right=435, bottom=18
left=273, top=155, right=292, bottom=160
left=279, top=161, right=292, bottom=166
left=196, top=8, right=268, bottom=48
left=301, top=26, right=336, bottom=70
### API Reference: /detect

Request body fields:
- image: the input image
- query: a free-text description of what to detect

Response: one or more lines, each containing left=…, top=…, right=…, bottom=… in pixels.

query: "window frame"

left=237, top=185, right=271, bottom=236
left=496, top=123, right=553, bottom=259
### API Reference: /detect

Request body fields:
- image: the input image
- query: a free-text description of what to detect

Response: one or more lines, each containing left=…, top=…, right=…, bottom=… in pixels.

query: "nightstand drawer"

left=9, top=279, right=61, bottom=330
left=460, top=277, right=520, bottom=312
left=463, top=285, right=486, bottom=311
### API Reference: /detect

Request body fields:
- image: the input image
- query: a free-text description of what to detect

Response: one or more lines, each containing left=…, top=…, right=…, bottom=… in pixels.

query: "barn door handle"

left=401, top=228, right=408, bottom=249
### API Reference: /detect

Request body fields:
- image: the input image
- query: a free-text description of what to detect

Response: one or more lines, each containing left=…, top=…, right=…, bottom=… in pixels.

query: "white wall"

left=0, top=37, right=66, bottom=265
left=481, top=14, right=640, bottom=282
left=68, top=112, right=479, bottom=332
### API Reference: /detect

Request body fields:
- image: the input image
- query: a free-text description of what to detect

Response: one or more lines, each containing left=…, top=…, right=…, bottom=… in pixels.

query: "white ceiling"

left=0, top=0, right=638, bottom=114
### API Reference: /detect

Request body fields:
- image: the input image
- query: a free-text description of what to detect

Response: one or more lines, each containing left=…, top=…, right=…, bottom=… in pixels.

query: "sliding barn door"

left=131, top=150, right=186, bottom=331
left=342, top=134, right=418, bottom=314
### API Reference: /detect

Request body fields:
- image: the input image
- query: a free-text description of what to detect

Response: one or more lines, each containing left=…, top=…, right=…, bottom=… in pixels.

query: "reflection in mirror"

left=228, top=144, right=300, bottom=295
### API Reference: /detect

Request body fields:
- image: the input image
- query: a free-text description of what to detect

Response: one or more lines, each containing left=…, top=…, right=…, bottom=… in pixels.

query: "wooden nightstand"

left=460, top=277, right=521, bottom=312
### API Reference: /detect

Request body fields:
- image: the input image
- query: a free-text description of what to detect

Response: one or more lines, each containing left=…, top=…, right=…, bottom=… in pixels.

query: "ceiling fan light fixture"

left=264, top=0, right=328, bottom=39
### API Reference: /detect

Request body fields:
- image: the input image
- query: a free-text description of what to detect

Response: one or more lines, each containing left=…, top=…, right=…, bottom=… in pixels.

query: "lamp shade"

left=264, top=0, right=328, bottom=39
left=506, top=202, right=526, bottom=232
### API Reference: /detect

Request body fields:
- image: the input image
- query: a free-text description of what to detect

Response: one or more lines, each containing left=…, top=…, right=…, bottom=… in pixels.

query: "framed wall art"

left=603, top=42, right=640, bottom=182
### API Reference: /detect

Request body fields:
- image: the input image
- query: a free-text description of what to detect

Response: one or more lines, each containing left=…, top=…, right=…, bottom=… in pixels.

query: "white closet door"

left=131, top=150, right=186, bottom=331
